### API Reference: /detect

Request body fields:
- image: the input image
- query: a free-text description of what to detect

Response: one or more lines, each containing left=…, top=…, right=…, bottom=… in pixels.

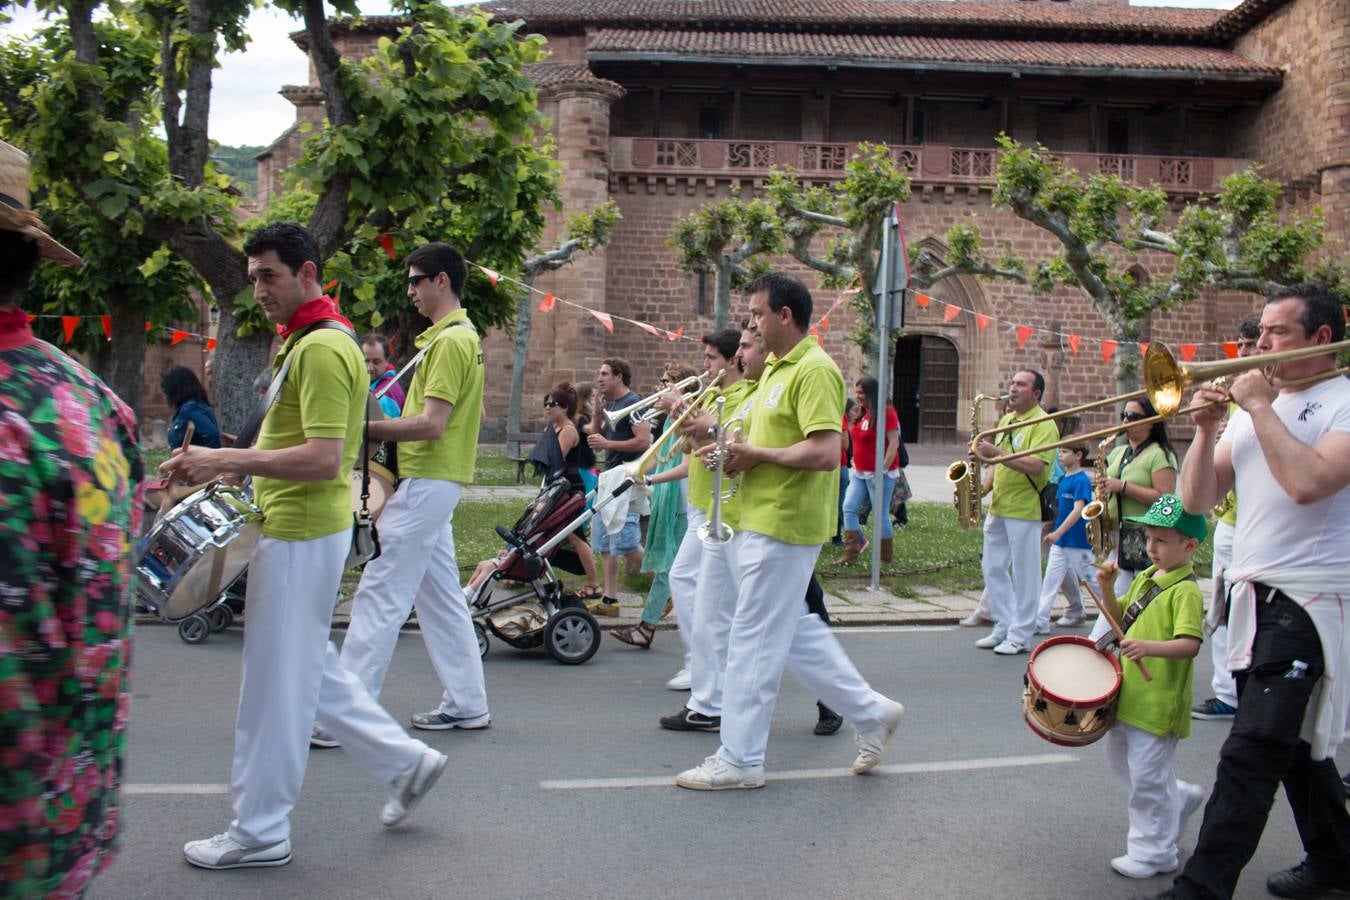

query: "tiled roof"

left=480, top=0, right=1227, bottom=39
left=524, top=61, right=622, bottom=91
left=587, top=29, right=1285, bottom=79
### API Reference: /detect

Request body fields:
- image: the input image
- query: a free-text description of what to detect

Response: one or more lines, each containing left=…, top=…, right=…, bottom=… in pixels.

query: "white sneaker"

left=381, top=748, right=448, bottom=827
left=183, top=833, right=292, bottom=870
left=666, top=668, right=691, bottom=691
left=1110, top=854, right=1177, bottom=879
left=992, top=640, right=1028, bottom=655
left=1056, top=614, right=1085, bottom=627
left=675, top=754, right=765, bottom=790
left=974, top=632, right=1004, bottom=649
left=1034, top=624, right=1051, bottom=635
left=959, top=613, right=993, bottom=627
left=1178, top=781, right=1205, bottom=834
left=852, top=700, right=906, bottom=774
left=310, top=725, right=339, bottom=749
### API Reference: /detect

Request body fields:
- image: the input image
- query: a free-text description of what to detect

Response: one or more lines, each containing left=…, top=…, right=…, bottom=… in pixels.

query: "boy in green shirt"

left=1093, top=493, right=1207, bottom=880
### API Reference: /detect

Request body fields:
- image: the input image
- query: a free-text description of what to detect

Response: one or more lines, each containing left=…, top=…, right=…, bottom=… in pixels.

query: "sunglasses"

left=407, top=273, right=434, bottom=288
left=1121, top=411, right=1148, bottom=422
left=544, top=400, right=562, bottom=409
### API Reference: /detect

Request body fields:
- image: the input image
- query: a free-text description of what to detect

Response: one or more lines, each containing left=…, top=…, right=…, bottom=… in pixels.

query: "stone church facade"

left=257, top=0, right=1349, bottom=443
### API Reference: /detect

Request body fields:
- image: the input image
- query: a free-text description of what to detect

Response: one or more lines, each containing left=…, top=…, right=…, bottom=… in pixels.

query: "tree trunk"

left=713, top=264, right=734, bottom=331
left=90, top=290, right=149, bottom=418
left=507, top=276, right=537, bottom=439
left=1111, top=319, right=1146, bottom=401
left=213, top=301, right=273, bottom=435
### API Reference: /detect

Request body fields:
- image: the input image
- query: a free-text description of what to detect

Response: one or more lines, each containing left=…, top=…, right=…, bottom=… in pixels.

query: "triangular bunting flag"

left=537, top=293, right=556, bottom=313
left=1222, top=341, right=1239, bottom=359
left=26, top=313, right=36, bottom=323
left=810, top=326, right=822, bottom=344
left=1016, top=325, right=1034, bottom=349
left=145, top=322, right=153, bottom=332
left=377, top=233, right=396, bottom=261
left=666, top=327, right=684, bottom=342
left=324, top=279, right=338, bottom=292
left=1138, top=342, right=1150, bottom=357
left=61, top=315, right=79, bottom=343
left=1068, top=334, right=1082, bottom=356
left=635, top=321, right=662, bottom=337
left=819, top=315, right=830, bottom=331
left=206, top=338, right=217, bottom=351
left=482, top=267, right=500, bottom=287
left=171, top=329, right=189, bottom=346
left=1179, top=343, right=1197, bottom=362
left=1102, top=340, right=1118, bottom=365
left=943, top=303, right=961, bottom=323
left=101, top=315, right=112, bottom=340
left=916, top=292, right=931, bottom=310
left=590, top=310, right=613, bottom=333
left=975, top=314, right=991, bottom=333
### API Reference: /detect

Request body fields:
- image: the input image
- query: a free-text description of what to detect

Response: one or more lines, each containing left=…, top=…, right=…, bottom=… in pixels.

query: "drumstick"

left=1080, top=577, right=1152, bottom=682
left=159, top=423, right=195, bottom=518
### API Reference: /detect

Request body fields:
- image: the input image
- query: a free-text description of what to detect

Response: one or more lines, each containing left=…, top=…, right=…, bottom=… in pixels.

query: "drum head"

left=1027, top=636, right=1121, bottom=707
left=163, top=525, right=259, bottom=621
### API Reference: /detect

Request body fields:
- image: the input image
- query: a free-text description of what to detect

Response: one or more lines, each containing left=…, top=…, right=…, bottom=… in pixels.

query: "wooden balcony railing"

left=611, top=137, right=1251, bottom=194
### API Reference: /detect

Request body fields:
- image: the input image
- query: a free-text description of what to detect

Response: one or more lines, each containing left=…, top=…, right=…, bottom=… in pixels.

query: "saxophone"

left=947, top=393, right=1005, bottom=530
left=1082, top=436, right=1116, bottom=560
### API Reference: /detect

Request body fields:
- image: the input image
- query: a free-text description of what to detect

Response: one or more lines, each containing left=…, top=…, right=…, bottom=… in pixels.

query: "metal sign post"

left=869, top=203, right=909, bottom=591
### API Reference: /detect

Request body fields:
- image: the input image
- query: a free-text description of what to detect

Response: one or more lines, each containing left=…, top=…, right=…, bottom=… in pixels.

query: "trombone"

left=604, top=373, right=707, bottom=430
left=975, top=340, right=1350, bottom=466
left=622, top=370, right=727, bottom=484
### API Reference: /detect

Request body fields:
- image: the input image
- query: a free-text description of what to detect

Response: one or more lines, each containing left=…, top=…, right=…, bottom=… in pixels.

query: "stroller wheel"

left=543, top=608, right=600, bottom=665
left=474, top=621, right=489, bottom=659
left=178, top=614, right=211, bottom=645
left=207, top=604, right=234, bottom=633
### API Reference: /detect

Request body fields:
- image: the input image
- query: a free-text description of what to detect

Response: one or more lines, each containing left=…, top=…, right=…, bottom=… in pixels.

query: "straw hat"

left=0, top=140, right=82, bottom=267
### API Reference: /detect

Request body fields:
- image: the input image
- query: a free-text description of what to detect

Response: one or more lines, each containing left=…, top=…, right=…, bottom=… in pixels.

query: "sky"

left=3, top=0, right=1244, bottom=148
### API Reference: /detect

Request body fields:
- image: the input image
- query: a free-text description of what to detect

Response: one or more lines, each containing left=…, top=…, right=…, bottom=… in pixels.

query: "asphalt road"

left=90, top=622, right=1337, bottom=900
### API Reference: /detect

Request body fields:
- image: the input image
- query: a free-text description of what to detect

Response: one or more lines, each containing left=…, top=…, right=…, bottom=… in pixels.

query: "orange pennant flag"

left=324, top=279, right=339, bottom=292
left=819, top=315, right=830, bottom=332
left=171, top=329, right=189, bottom=346
left=916, top=292, right=931, bottom=310
left=377, top=233, right=396, bottom=261
left=537, top=293, right=556, bottom=312
left=975, top=314, right=991, bottom=333
left=101, top=315, right=112, bottom=340
left=666, top=327, right=684, bottom=342
left=1102, top=340, right=1118, bottom=365
left=26, top=313, right=36, bottom=323
left=482, top=267, right=500, bottom=287
left=1179, top=343, right=1197, bottom=362
left=590, top=310, right=614, bottom=333
left=1068, top=334, right=1082, bottom=356
left=206, top=338, right=217, bottom=351
left=1016, top=325, right=1034, bottom=349
left=1222, top=341, right=1239, bottom=359
left=809, top=326, right=823, bottom=344
left=61, top=315, right=80, bottom=343
left=1138, top=342, right=1150, bottom=357
left=943, top=304, right=961, bottom=323
left=635, top=321, right=662, bottom=337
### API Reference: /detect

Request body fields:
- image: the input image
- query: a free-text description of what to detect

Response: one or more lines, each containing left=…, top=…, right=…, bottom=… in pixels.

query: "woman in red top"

left=841, top=376, right=901, bottom=564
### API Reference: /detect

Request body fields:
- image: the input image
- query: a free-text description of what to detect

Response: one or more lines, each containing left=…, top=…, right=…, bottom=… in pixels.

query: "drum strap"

left=1095, top=573, right=1197, bottom=650
left=235, top=320, right=360, bottom=450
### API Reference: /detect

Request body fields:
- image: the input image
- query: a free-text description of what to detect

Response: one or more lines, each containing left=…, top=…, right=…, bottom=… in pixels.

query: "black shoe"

left=814, top=702, right=843, bottom=736
left=659, top=708, right=720, bottom=732
left=1266, top=861, right=1350, bottom=899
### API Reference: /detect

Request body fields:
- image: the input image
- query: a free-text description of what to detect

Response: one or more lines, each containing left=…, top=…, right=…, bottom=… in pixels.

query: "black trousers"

left=1172, top=589, right=1350, bottom=899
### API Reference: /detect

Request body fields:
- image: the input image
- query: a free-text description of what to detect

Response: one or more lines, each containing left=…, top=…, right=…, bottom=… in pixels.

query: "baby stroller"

left=467, top=474, right=634, bottom=664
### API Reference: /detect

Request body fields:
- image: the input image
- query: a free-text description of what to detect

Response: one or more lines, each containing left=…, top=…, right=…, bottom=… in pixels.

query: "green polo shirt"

left=1107, top=441, right=1177, bottom=519
left=253, top=327, right=365, bottom=541
left=1116, top=562, right=1204, bottom=739
left=397, top=310, right=483, bottom=485
left=736, top=337, right=844, bottom=545
left=689, top=377, right=758, bottom=517
left=989, top=406, right=1058, bottom=520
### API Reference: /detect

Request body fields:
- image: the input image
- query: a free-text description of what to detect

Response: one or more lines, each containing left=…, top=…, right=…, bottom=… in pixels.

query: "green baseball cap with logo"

left=1124, top=492, right=1209, bottom=541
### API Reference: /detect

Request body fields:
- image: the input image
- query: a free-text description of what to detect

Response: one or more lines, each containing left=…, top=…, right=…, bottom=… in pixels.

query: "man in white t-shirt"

left=1160, top=285, right=1350, bottom=900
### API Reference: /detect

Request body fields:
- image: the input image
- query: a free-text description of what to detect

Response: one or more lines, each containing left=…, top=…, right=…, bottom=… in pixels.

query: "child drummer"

left=1093, top=493, right=1206, bottom=881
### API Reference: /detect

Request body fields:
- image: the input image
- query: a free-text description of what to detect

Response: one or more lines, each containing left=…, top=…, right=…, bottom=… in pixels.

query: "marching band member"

left=675, top=273, right=903, bottom=790
left=1162, top=284, right=1350, bottom=900
left=164, top=223, right=444, bottom=870
left=331, top=243, right=489, bottom=737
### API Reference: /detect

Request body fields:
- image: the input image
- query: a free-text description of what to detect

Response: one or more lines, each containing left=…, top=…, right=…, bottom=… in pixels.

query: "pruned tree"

left=668, top=197, right=784, bottom=330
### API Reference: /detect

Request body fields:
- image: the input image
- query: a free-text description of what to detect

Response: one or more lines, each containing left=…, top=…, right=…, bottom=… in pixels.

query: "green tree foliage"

left=210, top=144, right=263, bottom=197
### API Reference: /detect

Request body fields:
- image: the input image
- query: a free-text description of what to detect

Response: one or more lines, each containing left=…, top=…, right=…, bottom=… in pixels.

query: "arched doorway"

left=893, top=334, right=959, bottom=444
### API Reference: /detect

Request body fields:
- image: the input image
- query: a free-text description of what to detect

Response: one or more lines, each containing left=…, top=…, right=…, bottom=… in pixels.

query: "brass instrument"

left=947, top=392, right=1007, bottom=529
left=604, top=373, right=707, bottom=430
left=622, top=370, right=727, bottom=484
left=698, top=397, right=736, bottom=545
left=656, top=370, right=726, bottom=464
left=1082, top=436, right=1117, bottom=560
left=973, top=340, right=1350, bottom=466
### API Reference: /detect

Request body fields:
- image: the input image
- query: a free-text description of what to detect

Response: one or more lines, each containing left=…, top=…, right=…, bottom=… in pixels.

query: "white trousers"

left=665, top=504, right=706, bottom=673
left=981, top=514, right=1044, bottom=647
left=1105, top=723, right=1192, bottom=867
left=688, top=519, right=737, bottom=718
left=1035, top=545, right=1095, bottom=628
left=340, top=478, right=487, bottom=719
left=1208, top=521, right=1238, bottom=707
left=716, top=531, right=895, bottom=768
left=229, top=530, right=426, bottom=846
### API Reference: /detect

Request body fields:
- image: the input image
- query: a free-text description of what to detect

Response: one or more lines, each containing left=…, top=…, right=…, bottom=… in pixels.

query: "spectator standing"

left=161, top=365, right=222, bottom=449
left=840, top=376, right=901, bottom=565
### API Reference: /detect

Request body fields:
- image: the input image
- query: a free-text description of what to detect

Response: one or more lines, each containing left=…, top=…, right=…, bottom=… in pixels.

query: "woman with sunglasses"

left=532, top=383, right=601, bottom=597
left=1095, top=396, right=1178, bottom=599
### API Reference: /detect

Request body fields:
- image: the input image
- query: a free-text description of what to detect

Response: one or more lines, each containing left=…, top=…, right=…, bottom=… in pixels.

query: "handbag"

left=1025, top=473, right=1057, bottom=522
left=890, top=469, right=913, bottom=509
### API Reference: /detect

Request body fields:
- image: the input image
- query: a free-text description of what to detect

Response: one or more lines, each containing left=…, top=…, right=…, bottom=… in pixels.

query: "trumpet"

left=1082, top=435, right=1116, bottom=560
left=622, top=370, right=727, bottom=485
left=604, top=373, right=706, bottom=430
left=973, top=340, right=1350, bottom=466
left=947, top=392, right=1007, bottom=529
left=698, top=397, right=736, bottom=545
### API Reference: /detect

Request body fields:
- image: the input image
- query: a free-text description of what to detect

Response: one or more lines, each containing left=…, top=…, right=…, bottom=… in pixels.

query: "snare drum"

left=135, top=483, right=263, bottom=622
left=353, top=395, right=399, bottom=521
left=1022, top=635, right=1122, bottom=747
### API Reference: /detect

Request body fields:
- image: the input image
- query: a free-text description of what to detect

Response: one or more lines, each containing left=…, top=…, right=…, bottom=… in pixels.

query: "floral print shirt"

left=0, top=309, right=143, bottom=899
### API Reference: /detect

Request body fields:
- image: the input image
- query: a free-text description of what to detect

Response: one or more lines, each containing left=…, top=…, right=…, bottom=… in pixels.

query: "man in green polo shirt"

left=675, top=273, right=904, bottom=791
left=332, top=243, right=490, bottom=740
left=972, top=369, right=1059, bottom=656
left=163, top=222, right=445, bottom=871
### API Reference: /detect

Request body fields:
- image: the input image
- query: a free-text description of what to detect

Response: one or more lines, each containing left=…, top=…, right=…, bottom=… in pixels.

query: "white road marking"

left=539, top=751, right=1076, bottom=791
left=124, top=783, right=229, bottom=795
left=832, top=625, right=956, bottom=634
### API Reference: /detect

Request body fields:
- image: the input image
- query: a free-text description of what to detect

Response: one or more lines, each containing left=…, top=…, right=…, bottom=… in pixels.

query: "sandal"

left=611, top=623, right=654, bottom=649
left=578, top=583, right=604, bottom=601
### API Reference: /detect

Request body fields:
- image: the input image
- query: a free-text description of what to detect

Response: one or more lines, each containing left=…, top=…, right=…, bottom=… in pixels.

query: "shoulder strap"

left=234, top=320, right=359, bottom=449
left=1120, top=573, right=1197, bottom=634
left=373, top=320, right=473, bottom=401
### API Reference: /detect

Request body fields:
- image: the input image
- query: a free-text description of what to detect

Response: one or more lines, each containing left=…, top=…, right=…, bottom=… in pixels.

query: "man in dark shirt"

left=585, top=357, right=650, bottom=615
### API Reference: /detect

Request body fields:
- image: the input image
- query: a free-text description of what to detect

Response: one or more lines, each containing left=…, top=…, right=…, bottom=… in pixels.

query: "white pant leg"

left=1036, top=545, right=1072, bottom=629
left=407, top=498, right=489, bottom=719
left=785, top=612, right=894, bottom=731
left=1002, top=517, right=1046, bottom=648
left=715, top=532, right=819, bottom=767
left=688, top=529, right=737, bottom=718
left=1059, top=548, right=1094, bottom=617
left=340, top=478, right=457, bottom=698
left=229, top=531, right=425, bottom=846
left=1105, top=723, right=1182, bottom=867
left=1209, top=521, right=1238, bottom=707
left=666, top=504, right=706, bottom=672
left=981, top=515, right=1014, bottom=641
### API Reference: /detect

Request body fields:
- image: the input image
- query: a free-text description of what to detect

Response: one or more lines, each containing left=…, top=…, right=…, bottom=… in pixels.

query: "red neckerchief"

left=276, top=295, right=355, bottom=338
left=0, top=306, right=36, bottom=351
